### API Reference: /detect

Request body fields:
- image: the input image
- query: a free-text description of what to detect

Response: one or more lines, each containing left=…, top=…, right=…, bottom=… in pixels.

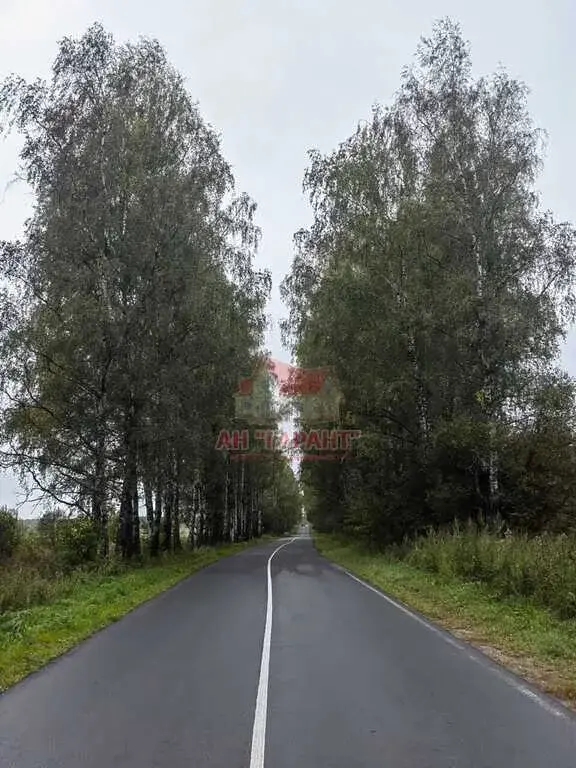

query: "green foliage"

left=36, top=511, right=98, bottom=570
left=405, top=524, right=576, bottom=620
left=0, top=22, right=287, bottom=560
left=282, top=18, right=576, bottom=545
left=261, top=457, right=301, bottom=535
left=0, top=563, right=67, bottom=614
left=37, top=510, right=64, bottom=549
left=0, top=507, right=19, bottom=561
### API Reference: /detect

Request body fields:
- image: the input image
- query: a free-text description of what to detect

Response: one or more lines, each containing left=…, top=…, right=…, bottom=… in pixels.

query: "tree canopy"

left=0, top=23, right=300, bottom=557
left=282, top=18, right=576, bottom=544
left=1, top=18, right=575, bottom=557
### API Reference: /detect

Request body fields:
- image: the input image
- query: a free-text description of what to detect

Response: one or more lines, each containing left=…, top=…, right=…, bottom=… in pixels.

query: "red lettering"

left=320, top=430, right=332, bottom=450
left=215, top=430, right=231, bottom=450
left=255, top=429, right=274, bottom=449
left=293, top=431, right=307, bottom=447
left=338, top=430, right=361, bottom=450
left=305, top=430, right=322, bottom=451
left=232, top=430, right=250, bottom=450
left=337, top=430, right=351, bottom=450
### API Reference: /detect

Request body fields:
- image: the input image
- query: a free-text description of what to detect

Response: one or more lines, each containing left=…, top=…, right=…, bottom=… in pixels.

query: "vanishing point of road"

left=1, top=526, right=576, bottom=767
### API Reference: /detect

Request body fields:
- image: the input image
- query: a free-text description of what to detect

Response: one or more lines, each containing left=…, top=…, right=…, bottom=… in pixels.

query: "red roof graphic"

left=237, top=377, right=253, bottom=395
left=235, top=358, right=334, bottom=397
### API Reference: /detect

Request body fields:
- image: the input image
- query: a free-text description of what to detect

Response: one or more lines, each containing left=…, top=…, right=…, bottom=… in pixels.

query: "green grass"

left=314, top=533, right=576, bottom=709
left=404, top=524, right=576, bottom=620
left=0, top=537, right=273, bottom=692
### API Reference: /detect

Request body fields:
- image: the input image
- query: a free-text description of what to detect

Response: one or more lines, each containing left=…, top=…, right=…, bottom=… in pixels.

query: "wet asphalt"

left=1, top=529, right=576, bottom=767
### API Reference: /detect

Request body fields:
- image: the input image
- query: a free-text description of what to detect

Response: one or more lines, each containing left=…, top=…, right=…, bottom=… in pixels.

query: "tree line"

left=282, top=19, right=576, bottom=545
left=2, top=18, right=575, bottom=560
left=0, top=23, right=300, bottom=562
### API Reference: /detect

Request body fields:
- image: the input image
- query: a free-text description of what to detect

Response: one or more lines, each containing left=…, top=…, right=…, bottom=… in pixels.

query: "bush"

left=0, top=507, right=20, bottom=562
left=57, top=517, right=99, bottom=570
left=38, top=511, right=99, bottom=572
left=405, top=522, right=576, bottom=620
left=0, top=563, right=65, bottom=613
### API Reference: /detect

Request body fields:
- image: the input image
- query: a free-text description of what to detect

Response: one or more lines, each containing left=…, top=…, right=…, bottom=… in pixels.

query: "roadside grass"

left=313, top=533, right=576, bottom=710
left=0, top=537, right=274, bottom=692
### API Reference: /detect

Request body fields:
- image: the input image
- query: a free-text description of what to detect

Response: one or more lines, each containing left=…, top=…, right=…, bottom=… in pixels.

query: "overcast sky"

left=1, top=0, right=574, bottom=513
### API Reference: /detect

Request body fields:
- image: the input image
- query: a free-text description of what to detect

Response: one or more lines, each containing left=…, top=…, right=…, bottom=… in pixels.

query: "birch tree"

left=0, top=24, right=280, bottom=557
left=282, top=18, right=576, bottom=542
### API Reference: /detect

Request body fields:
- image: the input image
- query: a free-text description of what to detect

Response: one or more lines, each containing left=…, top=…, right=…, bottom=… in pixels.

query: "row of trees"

left=0, top=23, right=300, bottom=561
left=283, top=19, right=576, bottom=545
left=6, top=18, right=572, bottom=557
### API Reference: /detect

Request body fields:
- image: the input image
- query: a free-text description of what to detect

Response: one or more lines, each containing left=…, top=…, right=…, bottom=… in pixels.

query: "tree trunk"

left=231, top=466, right=238, bottom=542
left=116, top=397, right=140, bottom=559
left=132, top=474, right=141, bottom=558
left=144, top=478, right=154, bottom=545
left=173, top=471, right=182, bottom=551
left=487, top=421, right=499, bottom=518
left=150, top=482, right=162, bottom=556
left=240, top=460, right=246, bottom=540
left=117, top=475, right=132, bottom=559
left=162, top=482, right=173, bottom=552
left=92, top=447, right=108, bottom=558
left=223, top=465, right=229, bottom=542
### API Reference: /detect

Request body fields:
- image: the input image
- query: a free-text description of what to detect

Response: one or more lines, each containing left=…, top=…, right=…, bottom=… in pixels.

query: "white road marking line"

left=249, top=537, right=297, bottom=768
left=337, top=565, right=571, bottom=722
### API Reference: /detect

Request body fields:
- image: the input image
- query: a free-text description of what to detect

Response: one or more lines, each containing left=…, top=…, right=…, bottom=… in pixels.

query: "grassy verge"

left=0, top=537, right=273, bottom=692
left=314, top=533, right=576, bottom=710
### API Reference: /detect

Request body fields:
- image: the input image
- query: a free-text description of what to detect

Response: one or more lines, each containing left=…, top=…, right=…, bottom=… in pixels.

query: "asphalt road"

left=1, top=529, right=576, bottom=767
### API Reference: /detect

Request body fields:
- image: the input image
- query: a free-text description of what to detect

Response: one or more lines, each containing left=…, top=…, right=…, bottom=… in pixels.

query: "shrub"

left=38, top=511, right=99, bottom=572
left=0, top=507, right=20, bottom=562
left=405, top=522, right=576, bottom=619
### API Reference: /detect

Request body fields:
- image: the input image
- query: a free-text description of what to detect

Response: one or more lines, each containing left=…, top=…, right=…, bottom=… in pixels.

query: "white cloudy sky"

left=1, top=0, right=575, bottom=512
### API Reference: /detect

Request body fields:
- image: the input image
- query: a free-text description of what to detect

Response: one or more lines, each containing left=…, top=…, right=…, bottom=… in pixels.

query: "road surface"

left=1, top=529, right=576, bottom=767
